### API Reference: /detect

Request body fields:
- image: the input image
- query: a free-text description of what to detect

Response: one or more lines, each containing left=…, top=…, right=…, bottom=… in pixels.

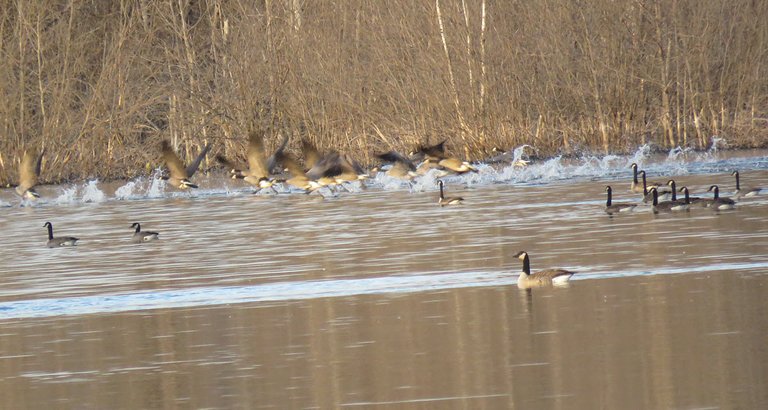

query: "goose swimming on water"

left=513, top=251, right=575, bottom=288
left=604, top=185, right=636, bottom=215
left=437, top=180, right=463, bottom=206
left=130, top=223, right=159, bottom=243
left=731, top=170, right=761, bottom=199
left=43, top=222, right=79, bottom=248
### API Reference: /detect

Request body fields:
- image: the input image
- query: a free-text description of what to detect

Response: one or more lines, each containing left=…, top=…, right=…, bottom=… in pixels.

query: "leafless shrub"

left=1, top=0, right=766, bottom=185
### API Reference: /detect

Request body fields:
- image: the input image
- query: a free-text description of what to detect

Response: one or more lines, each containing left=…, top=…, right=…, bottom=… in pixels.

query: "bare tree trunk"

left=291, top=0, right=302, bottom=31
left=436, top=0, right=469, bottom=157
left=479, top=0, right=487, bottom=120
left=654, top=1, right=675, bottom=148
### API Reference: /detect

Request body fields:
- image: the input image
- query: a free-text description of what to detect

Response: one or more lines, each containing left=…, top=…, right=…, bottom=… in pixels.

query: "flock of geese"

left=9, top=134, right=764, bottom=288
left=604, top=163, right=761, bottom=215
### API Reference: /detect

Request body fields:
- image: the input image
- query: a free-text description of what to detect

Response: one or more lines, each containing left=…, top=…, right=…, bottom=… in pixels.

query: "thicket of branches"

left=1, top=0, right=767, bottom=185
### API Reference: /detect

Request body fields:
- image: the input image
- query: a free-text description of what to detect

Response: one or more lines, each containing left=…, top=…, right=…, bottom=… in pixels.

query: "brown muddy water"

left=1, top=148, right=767, bottom=408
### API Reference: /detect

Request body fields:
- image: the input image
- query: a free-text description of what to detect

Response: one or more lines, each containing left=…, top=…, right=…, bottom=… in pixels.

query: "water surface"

left=1, top=147, right=767, bottom=408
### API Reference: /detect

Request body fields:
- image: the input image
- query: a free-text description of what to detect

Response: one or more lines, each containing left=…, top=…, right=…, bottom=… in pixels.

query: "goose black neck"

left=606, top=187, right=612, bottom=206
left=669, top=181, right=677, bottom=201
left=521, top=254, right=531, bottom=275
left=651, top=189, right=658, bottom=206
left=712, top=186, right=719, bottom=199
left=45, top=223, right=53, bottom=240
left=134, top=223, right=141, bottom=233
left=641, top=172, right=648, bottom=194
left=734, top=172, right=740, bottom=190
left=438, top=181, right=445, bottom=199
left=632, top=164, right=638, bottom=184
left=682, top=188, right=690, bottom=204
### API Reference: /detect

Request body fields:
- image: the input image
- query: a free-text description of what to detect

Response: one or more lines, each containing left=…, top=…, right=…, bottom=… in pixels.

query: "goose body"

left=437, top=180, right=463, bottom=206
left=437, top=157, right=478, bottom=174
left=704, top=185, right=736, bottom=210
left=732, top=170, right=761, bottom=199
left=484, top=147, right=530, bottom=167
left=513, top=251, right=574, bottom=288
left=629, top=163, right=646, bottom=193
left=641, top=171, right=670, bottom=203
left=130, top=222, right=159, bottom=243
left=650, top=188, right=689, bottom=213
left=16, top=149, right=44, bottom=200
left=604, top=185, right=636, bottom=215
left=216, top=131, right=280, bottom=191
left=377, top=151, right=418, bottom=180
left=678, top=186, right=701, bottom=204
left=411, top=140, right=447, bottom=162
left=665, top=180, right=691, bottom=208
left=161, top=140, right=211, bottom=189
left=43, top=222, right=79, bottom=248
left=274, top=152, right=323, bottom=192
left=412, top=140, right=476, bottom=174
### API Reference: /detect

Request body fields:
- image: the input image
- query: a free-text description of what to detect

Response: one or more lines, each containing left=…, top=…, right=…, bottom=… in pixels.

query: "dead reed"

left=1, top=0, right=767, bottom=186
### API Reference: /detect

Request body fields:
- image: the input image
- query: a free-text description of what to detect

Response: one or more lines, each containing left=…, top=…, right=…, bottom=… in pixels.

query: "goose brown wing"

left=417, top=140, right=447, bottom=160
left=301, top=138, right=321, bottom=170
left=246, top=131, right=269, bottom=179
left=266, top=133, right=290, bottom=173
left=18, top=150, right=42, bottom=191
left=378, top=151, right=416, bottom=171
left=275, top=152, right=306, bottom=178
left=536, top=269, right=574, bottom=279
left=215, top=155, right=243, bottom=175
left=306, top=152, right=340, bottom=180
left=339, top=154, right=365, bottom=175
left=161, top=140, right=189, bottom=179
left=185, top=143, right=211, bottom=177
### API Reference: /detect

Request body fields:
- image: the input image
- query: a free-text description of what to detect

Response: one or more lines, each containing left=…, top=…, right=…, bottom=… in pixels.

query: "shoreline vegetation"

left=2, top=1, right=767, bottom=187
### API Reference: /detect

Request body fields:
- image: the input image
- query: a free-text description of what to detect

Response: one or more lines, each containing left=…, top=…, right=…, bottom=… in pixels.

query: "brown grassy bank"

left=1, top=0, right=767, bottom=186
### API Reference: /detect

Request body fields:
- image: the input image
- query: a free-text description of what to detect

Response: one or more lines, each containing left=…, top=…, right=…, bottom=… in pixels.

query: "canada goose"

left=732, top=170, right=761, bottom=198
left=240, top=130, right=277, bottom=189
left=43, top=222, right=79, bottom=248
left=331, top=153, right=369, bottom=184
left=301, top=138, right=323, bottom=171
left=630, top=163, right=645, bottom=193
left=161, top=140, right=211, bottom=189
left=219, top=132, right=289, bottom=185
left=678, top=187, right=697, bottom=206
left=437, top=180, right=463, bottom=206
left=640, top=171, right=671, bottom=203
left=16, top=149, right=44, bottom=199
left=411, top=140, right=447, bottom=162
left=485, top=147, right=530, bottom=167
left=649, top=188, right=689, bottom=213
left=705, top=185, right=736, bottom=210
left=215, top=154, right=245, bottom=179
left=377, top=151, right=419, bottom=180
left=266, top=133, right=290, bottom=175
left=437, top=157, right=478, bottom=174
left=130, top=222, right=159, bottom=243
left=513, top=251, right=575, bottom=288
left=412, top=140, right=477, bottom=174
left=604, top=185, right=636, bottom=215
left=274, top=152, right=322, bottom=191
left=665, top=180, right=690, bottom=206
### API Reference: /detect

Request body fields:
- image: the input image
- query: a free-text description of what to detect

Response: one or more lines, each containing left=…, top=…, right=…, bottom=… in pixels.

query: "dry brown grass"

left=1, top=0, right=767, bottom=186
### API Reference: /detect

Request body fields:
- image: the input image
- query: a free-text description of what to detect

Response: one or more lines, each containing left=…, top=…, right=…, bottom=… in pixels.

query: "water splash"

left=114, top=181, right=138, bottom=200
left=146, top=172, right=166, bottom=198
left=81, top=180, right=106, bottom=203
left=710, top=136, right=727, bottom=152
left=54, top=187, right=79, bottom=205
